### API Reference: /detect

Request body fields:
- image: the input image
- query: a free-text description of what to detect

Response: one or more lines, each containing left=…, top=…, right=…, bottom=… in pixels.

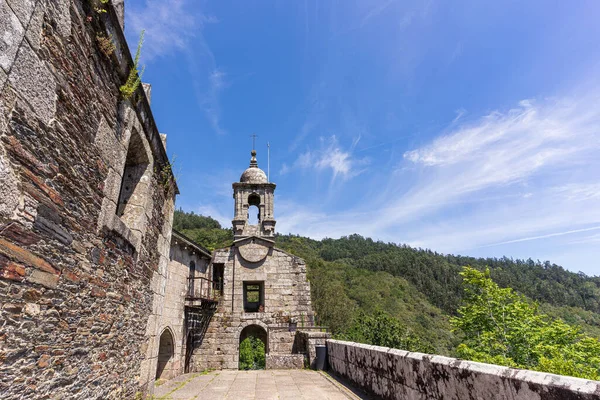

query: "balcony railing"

left=186, top=276, right=222, bottom=302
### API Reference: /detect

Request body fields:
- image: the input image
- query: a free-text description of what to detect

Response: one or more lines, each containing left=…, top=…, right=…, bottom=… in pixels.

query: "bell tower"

left=232, top=150, right=276, bottom=239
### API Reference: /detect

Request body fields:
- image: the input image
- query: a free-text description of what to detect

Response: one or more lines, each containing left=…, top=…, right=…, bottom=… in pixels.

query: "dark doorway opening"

left=156, top=329, right=174, bottom=380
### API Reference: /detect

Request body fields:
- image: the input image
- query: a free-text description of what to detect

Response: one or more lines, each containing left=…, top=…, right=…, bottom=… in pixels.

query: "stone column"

left=112, top=0, right=125, bottom=30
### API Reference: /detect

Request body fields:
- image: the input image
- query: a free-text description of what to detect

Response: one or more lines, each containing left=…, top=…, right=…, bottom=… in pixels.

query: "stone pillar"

left=112, top=0, right=125, bottom=30
left=142, top=82, right=152, bottom=104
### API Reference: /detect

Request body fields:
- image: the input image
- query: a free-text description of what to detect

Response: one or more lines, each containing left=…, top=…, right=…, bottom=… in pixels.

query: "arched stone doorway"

left=156, top=328, right=175, bottom=380
left=239, top=324, right=267, bottom=370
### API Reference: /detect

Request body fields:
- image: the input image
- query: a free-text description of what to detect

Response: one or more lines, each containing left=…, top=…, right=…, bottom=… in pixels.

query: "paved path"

left=153, top=370, right=365, bottom=400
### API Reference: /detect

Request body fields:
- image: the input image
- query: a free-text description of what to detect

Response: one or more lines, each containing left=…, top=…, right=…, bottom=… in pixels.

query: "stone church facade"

left=187, top=151, right=316, bottom=371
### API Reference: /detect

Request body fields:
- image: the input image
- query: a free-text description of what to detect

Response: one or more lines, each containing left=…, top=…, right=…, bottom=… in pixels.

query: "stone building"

left=153, top=230, right=211, bottom=380
left=187, top=150, right=316, bottom=371
left=0, top=0, right=180, bottom=398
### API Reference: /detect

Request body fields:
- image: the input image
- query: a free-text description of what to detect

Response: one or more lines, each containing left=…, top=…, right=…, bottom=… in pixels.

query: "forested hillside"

left=173, top=210, right=600, bottom=354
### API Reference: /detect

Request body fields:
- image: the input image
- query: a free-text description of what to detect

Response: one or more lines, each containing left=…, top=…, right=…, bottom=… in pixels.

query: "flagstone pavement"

left=152, top=369, right=368, bottom=400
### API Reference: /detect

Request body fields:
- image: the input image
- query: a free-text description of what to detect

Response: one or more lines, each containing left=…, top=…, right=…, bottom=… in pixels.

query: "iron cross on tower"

left=251, top=134, right=258, bottom=150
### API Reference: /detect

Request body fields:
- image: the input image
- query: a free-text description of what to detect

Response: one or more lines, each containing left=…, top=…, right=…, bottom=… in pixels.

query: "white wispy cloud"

left=275, top=92, right=600, bottom=274
left=198, top=68, right=227, bottom=135
left=283, top=136, right=369, bottom=182
left=390, top=96, right=600, bottom=222
left=481, top=226, right=600, bottom=248
left=127, top=0, right=216, bottom=61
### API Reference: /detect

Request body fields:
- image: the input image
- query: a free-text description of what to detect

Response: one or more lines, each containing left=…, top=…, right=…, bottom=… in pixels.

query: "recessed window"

left=188, top=261, right=196, bottom=297
left=116, top=128, right=150, bottom=229
left=243, top=282, right=264, bottom=312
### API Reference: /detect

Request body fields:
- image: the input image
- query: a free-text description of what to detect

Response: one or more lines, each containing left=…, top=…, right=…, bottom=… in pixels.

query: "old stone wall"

left=0, top=0, right=177, bottom=398
left=327, top=339, right=600, bottom=400
left=157, top=239, right=211, bottom=379
left=190, top=243, right=314, bottom=370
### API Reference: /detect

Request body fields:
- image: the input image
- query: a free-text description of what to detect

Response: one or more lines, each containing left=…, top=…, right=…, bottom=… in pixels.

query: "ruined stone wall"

left=190, top=244, right=314, bottom=370
left=327, top=339, right=600, bottom=400
left=0, top=0, right=177, bottom=398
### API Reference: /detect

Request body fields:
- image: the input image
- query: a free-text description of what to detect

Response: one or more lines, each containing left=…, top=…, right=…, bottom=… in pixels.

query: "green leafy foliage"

left=451, top=267, right=600, bottom=380
left=305, top=258, right=456, bottom=354
left=341, top=310, right=434, bottom=353
left=173, top=209, right=222, bottom=231
left=173, top=210, right=233, bottom=251
left=120, top=30, right=145, bottom=100
left=239, top=337, right=265, bottom=370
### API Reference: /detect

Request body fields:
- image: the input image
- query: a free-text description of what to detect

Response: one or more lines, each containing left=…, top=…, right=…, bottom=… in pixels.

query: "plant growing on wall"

left=96, top=33, right=116, bottom=57
left=88, top=0, right=109, bottom=14
left=156, top=155, right=178, bottom=197
left=120, top=30, right=145, bottom=100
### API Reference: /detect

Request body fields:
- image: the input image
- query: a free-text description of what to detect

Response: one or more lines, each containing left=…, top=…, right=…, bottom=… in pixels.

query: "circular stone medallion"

left=238, top=242, right=269, bottom=263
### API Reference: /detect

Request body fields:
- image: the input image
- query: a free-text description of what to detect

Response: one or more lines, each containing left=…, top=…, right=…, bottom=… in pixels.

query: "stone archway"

left=239, top=324, right=268, bottom=370
left=156, top=328, right=175, bottom=380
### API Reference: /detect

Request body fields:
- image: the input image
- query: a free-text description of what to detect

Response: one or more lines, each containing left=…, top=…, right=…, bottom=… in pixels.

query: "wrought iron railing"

left=186, top=276, right=222, bottom=302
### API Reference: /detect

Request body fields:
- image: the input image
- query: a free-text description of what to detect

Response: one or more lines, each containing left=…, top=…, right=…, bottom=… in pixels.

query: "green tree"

left=239, top=336, right=266, bottom=370
left=451, top=267, right=600, bottom=380
left=342, top=310, right=434, bottom=353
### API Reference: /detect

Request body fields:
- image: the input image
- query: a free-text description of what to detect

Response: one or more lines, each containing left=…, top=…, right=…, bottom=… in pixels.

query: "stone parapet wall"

left=327, top=339, right=600, bottom=400
left=265, top=354, right=304, bottom=369
left=0, top=0, right=176, bottom=398
left=296, top=330, right=330, bottom=369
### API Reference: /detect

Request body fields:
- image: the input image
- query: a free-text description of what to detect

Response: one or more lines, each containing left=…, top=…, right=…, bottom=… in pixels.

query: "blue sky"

left=125, top=0, right=600, bottom=276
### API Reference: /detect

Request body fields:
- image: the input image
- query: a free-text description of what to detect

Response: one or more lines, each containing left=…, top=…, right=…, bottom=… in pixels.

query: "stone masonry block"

left=103, top=167, right=123, bottom=204
left=45, top=0, right=71, bottom=38
left=6, top=0, right=35, bottom=28
left=24, top=1, right=44, bottom=51
left=0, top=68, right=7, bottom=100
left=94, top=116, right=126, bottom=171
left=28, top=269, right=59, bottom=288
left=0, top=0, right=25, bottom=71
left=8, top=41, right=56, bottom=124
left=0, top=153, right=20, bottom=217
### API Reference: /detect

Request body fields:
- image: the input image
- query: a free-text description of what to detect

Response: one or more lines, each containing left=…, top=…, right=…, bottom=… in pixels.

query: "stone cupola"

left=232, top=150, right=276, bottom=239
